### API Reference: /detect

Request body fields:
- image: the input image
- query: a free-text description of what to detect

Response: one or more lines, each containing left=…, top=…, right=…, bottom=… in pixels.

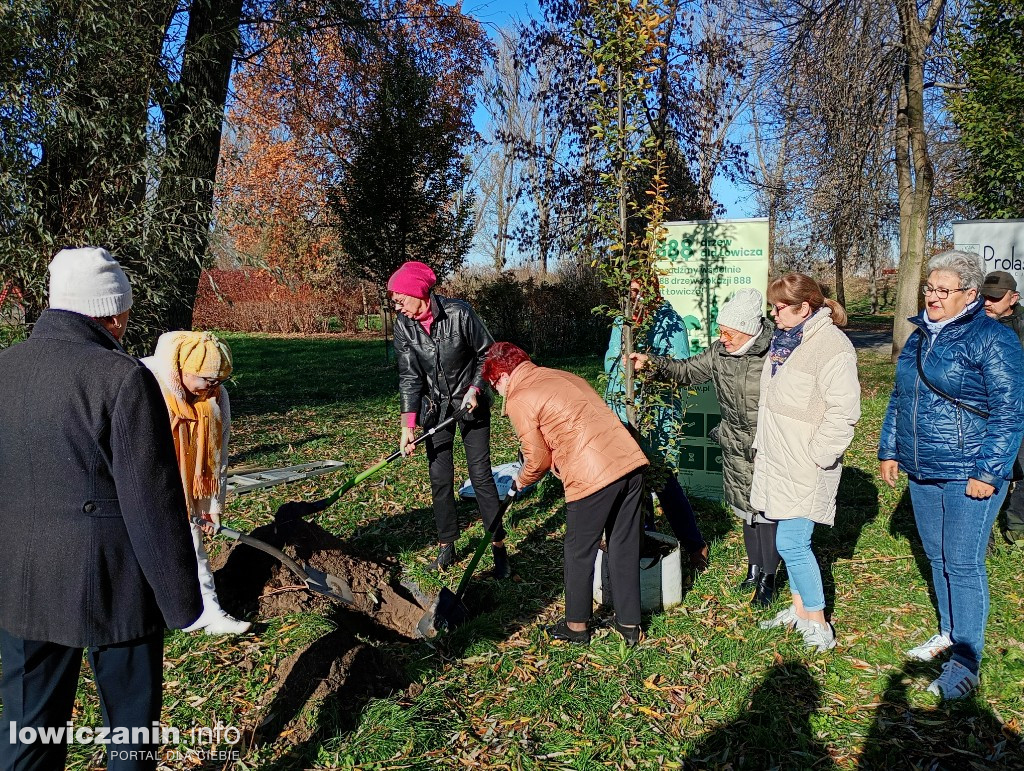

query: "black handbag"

left=915, top=333, right=990, bottom=419
left=418, top=393, right=440, bottom=430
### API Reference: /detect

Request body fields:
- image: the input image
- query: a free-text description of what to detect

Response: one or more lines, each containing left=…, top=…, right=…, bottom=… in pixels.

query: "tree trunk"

left=158, top=0, right=244, bottom=332
left=617, top=65, right=636, bottom=429
left=891, top=0, right=944, bottom=362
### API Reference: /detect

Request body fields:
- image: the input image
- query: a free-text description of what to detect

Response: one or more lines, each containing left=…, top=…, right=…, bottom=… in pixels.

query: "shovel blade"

left=416, top=587, right=469, bottom=638
left=303, top=565, right=355, bottom=605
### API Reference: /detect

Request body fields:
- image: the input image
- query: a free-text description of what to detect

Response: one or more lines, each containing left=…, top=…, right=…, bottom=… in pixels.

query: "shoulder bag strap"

left=915, top=331, right=990, bottom=419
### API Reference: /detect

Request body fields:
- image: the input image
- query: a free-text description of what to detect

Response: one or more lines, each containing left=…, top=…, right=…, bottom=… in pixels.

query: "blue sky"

left=460, top=0, right=755, bottom=220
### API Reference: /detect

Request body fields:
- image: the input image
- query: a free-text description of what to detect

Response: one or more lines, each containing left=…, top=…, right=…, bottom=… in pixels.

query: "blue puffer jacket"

left=879, top=301, right=1024, bottom=487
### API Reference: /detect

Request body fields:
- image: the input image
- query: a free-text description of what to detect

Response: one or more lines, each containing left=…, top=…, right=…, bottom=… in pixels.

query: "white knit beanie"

left=716, top=288, right=764, bottom=335
left=48, top=247, right=133, bottom=317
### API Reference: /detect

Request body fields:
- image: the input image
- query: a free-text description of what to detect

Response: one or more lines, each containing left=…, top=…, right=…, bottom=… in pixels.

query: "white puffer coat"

left=749, top=308, right=860, bottom=525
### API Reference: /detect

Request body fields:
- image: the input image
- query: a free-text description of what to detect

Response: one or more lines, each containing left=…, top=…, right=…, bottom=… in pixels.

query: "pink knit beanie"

left=387, top=261, right=437, bottom=299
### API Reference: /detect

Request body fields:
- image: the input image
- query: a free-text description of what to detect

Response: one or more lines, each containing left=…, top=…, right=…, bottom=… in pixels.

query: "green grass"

left=12, top=333, right=1024, bottom=769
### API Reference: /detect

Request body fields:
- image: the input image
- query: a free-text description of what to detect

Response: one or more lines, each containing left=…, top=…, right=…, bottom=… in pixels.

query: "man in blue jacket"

left=0, top=248, right=202, bottom=770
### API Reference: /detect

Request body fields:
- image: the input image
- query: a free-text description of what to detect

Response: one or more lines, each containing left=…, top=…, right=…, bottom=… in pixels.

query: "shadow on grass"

left=888, top=488, right=941, bottom=629
left=858, top=660, right=1021, bottom=769
left=229, top=433, right=332, bottom=467
left=685, top=660, right=837, bottom=770
left=250, top=620, right=411, bottom=771
left=815, top=466, right=880, bottom=616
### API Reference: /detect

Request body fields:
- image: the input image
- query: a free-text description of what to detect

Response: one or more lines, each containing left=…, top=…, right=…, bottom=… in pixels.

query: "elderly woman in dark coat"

left=632, top=289, right=777, bottom=605
left=879, top=250, right=1024, bottom=700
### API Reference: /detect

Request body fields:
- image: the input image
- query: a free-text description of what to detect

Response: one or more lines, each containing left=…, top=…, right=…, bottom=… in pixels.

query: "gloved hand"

left=460, top=388, right=478, bottom=415
left=400, top=425, right=417, bottom=456
left=508, top=479, right=520, bottom=498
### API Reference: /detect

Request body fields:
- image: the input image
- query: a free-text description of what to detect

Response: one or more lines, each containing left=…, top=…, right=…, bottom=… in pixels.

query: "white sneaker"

left=906, top=633, right=952, bottom=661
left=796, top=617, right=837, bottom=652
left=759, top=604, right=798, bottom=630
left=183, top=607, right=251, bottom=635
left=927, top=659, right=979, bottom=700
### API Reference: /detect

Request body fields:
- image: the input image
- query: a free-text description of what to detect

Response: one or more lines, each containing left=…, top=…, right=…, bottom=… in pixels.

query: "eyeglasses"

left=770, top=303, right=794, bottom=314
left=921, top=285, right=967, bottom=299
left=718, top=327, right=735, bottom=342
left=196, top=376, right=226, bottom=388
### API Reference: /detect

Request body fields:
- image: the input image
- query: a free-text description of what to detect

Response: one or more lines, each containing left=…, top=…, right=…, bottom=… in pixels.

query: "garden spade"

left=274, top=407, right=469, bottom=524
left=416, top=489, right=518, bottom=638
left=197, top=518, right=355, bottom=605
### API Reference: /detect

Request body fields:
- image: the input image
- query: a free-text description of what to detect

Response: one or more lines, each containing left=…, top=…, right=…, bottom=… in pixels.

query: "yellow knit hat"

left=177, top=331, right=232, bottom=380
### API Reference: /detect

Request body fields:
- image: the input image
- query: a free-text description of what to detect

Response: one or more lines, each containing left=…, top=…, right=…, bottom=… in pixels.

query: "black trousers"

left=425, top=412, right=503, bottom=544
left=742, top=519, right=781, bottom=573
left=1006, top=440, right=1024, bottom=533
left=0, top=629, right=163, bottom=771
left=564, top=468, right=644, bottom=626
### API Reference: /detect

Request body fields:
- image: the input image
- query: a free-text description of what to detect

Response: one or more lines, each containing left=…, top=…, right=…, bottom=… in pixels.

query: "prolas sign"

left=953, top=219, right=1024, bottom=289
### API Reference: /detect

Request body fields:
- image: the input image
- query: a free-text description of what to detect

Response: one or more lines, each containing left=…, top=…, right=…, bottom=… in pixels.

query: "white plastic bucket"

left=593, top=530, right=684, bottom=612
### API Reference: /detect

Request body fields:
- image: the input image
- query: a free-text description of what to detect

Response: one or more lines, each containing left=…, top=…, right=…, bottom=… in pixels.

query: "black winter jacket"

left=0, top=310, right=202, bottom=647
left=394, top=295, right=495, bottom=422
left=999, top=304, right=1024, bottom=348
left=650, top=321, right=773, bottom=518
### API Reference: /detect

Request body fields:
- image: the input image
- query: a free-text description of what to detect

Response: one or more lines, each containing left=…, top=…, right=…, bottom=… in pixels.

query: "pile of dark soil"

left=207, top=519, right=430, bottom=745
left=209, top=518, right=427, bottom=638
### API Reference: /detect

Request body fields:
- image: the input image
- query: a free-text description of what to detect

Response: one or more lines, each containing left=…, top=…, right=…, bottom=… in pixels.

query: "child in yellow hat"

left=143, top=331, right=250, bottom=635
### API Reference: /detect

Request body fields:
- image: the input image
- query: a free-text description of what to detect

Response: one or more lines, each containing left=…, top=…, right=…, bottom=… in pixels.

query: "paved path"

left=846, top=329, right=893, bottom=354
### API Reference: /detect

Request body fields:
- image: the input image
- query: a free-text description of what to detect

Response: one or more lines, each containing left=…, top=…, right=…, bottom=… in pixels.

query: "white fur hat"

left=48, top=247, right=133, bottom=317
left=717, top=288, right=764, bottom=335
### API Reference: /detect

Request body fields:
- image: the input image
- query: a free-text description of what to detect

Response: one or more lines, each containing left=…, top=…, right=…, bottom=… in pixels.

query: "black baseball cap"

left=980, top=271, right=1018, bottom=299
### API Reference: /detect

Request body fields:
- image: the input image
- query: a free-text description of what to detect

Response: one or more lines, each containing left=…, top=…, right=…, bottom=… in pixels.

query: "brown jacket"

left=506, top=362, right=648, bottom=502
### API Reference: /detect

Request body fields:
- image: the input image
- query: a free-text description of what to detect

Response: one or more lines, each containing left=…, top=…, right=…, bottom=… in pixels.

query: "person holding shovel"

left=389, top=261, right=509, bottom=578
left=142, top=331, right=250, bottom=635
left=482, top=342, right=649, bottom=646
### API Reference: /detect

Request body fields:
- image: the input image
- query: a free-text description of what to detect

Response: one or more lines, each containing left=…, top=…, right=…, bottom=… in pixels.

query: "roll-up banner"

left=654, top=218, right=770, bottom=500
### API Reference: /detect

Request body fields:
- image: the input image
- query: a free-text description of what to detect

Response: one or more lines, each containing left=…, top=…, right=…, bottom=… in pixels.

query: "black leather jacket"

left=394, top=295, right=495, bottom=421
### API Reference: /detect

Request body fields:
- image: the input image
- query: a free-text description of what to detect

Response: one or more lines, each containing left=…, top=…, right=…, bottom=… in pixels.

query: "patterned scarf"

left=769, top=321, right=807, bottom=376
left=160, top=384, right=221, bottom=502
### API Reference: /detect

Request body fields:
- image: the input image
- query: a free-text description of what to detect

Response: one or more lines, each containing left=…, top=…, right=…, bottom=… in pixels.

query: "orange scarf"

left=161, top=384, right=221, bottom=502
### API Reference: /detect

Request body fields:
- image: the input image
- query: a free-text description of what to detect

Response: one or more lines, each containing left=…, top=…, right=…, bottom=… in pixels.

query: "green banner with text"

left=655, top=218, right=770, bottom=500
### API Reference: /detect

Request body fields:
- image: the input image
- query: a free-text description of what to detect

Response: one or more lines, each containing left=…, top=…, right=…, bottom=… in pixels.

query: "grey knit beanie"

left=716, top=288, right=764, bottom=335
left=48, top=247, right=133, bottom=317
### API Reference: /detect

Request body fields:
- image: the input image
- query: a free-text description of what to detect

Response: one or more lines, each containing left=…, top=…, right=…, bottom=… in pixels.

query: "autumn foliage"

left=215, top=0, right=487, bottom=288
left=191, top=269, right=369, bottom=334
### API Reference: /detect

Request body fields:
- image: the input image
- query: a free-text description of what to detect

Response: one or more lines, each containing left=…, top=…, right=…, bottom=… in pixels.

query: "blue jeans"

left=908, top=478, right=1008, bottom=674
left=775, top=518, right=824, bottom=612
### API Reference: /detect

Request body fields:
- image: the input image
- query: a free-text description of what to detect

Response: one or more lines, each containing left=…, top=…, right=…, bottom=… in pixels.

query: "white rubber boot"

left=183, top=522, right=251, bottom=635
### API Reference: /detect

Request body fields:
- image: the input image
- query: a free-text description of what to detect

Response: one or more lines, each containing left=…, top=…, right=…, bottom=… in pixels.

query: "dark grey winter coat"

left=0, top=310, right=202, bottom=647
left=650, top=321, right=773, bottom=519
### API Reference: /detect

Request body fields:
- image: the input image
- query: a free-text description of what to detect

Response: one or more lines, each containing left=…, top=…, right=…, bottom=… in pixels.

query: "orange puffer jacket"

left=506, top=362, right=648, bottom=502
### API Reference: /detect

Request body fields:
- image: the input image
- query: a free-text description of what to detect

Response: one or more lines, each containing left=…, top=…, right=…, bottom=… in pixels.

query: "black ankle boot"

left=491, top=544, right=512, bottom=579
left=428, top=542, right=455, bottom=572
left=738, top=564, right=761, bottom=592
left=752, top=572, right=777, bottom=608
